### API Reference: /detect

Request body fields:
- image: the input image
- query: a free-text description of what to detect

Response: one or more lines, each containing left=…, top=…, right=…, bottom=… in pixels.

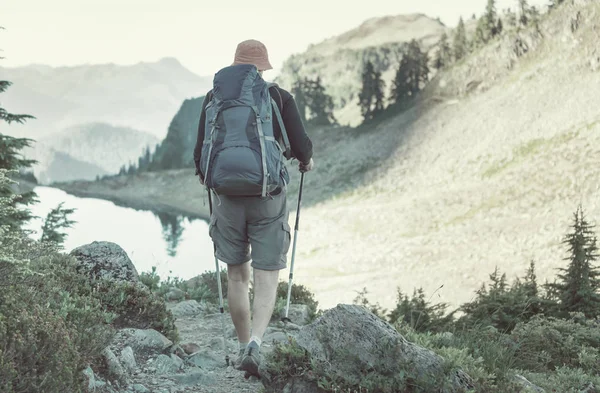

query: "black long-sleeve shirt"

left=193, top=85, right=313, bottom=176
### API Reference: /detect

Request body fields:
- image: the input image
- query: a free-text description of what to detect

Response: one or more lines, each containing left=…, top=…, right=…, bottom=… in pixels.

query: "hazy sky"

left=1, top=0, right=548, bottom=77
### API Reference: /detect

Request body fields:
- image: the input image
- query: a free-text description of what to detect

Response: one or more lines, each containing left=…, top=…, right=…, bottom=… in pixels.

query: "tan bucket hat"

left=232, top=39, right=273, bottom=71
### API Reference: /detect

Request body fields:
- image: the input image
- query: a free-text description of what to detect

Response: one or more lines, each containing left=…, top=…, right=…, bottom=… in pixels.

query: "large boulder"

left=260, top=304, right=474, bottom=393
left=70, top=241, right=139, bottom=282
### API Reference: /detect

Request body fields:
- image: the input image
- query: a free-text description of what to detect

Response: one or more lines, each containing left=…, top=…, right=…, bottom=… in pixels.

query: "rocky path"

left=91, top=298, right=307, bottom=393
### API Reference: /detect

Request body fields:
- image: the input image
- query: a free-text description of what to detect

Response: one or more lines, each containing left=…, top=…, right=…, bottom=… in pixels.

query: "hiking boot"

left=233, top=347, right=245, bottom=370
left=239, top=341, right=261, bottom=377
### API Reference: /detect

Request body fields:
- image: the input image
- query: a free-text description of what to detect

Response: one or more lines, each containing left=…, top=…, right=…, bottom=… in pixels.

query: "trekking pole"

left=208, top=189, right=230, bottom=366
left=281, top=172, right=305, bottom=324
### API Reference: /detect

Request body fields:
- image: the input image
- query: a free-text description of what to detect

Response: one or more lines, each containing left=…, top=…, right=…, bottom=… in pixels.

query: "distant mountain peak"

left=157, top=57, right=183, bottom=67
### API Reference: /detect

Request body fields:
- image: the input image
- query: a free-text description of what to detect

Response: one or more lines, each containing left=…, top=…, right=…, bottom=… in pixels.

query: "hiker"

left=193, top=39, right=314, bottom=377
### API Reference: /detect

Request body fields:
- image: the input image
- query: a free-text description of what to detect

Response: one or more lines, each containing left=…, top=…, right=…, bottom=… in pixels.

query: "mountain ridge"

left=0, top=57, right=211, bottom=139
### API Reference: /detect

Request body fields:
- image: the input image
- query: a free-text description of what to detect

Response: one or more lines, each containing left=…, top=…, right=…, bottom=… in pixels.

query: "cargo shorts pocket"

left=208, top=217, right=218, bottom=240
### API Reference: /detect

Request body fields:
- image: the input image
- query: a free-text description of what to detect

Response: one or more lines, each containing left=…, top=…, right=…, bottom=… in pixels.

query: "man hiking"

left=193, top=39, right=314, bottom=378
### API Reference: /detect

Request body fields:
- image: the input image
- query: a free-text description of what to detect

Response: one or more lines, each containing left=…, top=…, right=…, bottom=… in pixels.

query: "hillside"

left=147, top=96, right=205, bottom=171
left=286, top=0, right=600, bottom=311
left=22, top=142, right=109, bottom=184
left=274, top=14, right=449, bottom=126
left=38, top=123, right=160, bottom=174
left=56, top=0, right=600, bottom=313
left=0, top=57, right=211, bottom=139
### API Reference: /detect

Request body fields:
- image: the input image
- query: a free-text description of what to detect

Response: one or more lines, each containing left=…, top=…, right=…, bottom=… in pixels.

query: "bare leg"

left=227, top=263, right=251, bottom=344
left=251, top=268, right=280, bottom=340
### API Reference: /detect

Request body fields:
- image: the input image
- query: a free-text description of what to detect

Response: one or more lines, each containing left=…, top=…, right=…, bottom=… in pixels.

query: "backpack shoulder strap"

left=267, top=84, right=291, bottom=159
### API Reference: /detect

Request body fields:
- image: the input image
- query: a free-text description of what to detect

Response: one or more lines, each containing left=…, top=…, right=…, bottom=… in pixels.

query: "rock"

left=264, top=331, right=291, bottom=345
left=169, top=344, right=187, bottom=359
left=132, top=384, right=151, bottom=393
left=282, top=379, right=325, bottom=393
left=513, top=374, right=545, bottom=392
left=261, top=304, right=473, bottom=393
left=170, top=370, right=216, bottom=386
left=70, top=241, right=139, bottom=282
left=153, top=354, right=179, bottom=374
left=115, top=328, right=173, bottom=362
left=120, top=346, right=137, bottom=373
left=83, top=367, right=96, bottom=391
left=102, top=348, right=127, bottom=385
left=166, top=287, right=186, bottom=302
left=169, top=300, right=204, bottom=318
left=285, top=322, right=302, bottom=331
left=186, top=350, right=224, bottom=371
left=180, top=342, right=201, bottom=355
left=279, top=304, right=311, bottom=326
left=171, top=353, right=185, bottom=370
left=208, top=337, right=223, bottom=349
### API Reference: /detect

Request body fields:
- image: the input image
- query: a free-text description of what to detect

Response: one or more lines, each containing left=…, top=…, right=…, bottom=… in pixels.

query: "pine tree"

left=40, top=202, right=76, bottom=247
left=546, top=206, right=600, bottom=318
left=486, top=0, right=499, bottom=37
left=0, top=65, right=37, bottom=229
left=358, top=60, right=375, bottom=120
left=474, top=17, right=489, bottom=48
left=548, top=0, right=564, bottom=10
left=291, top=76, right=308, bottom=123
left=305, top=77, right=336, bottom=126
left=453, top=17, right=468, bottom=61
left=358, top=61, right=386, bottom=122
left=390, top=40, right=429, bottom=105
left=497, top=18, right=504, bottom=35
left=519, top=0, right=530, bottom=26
left=434, top=32, right=453, bottom=69
left=529, top=6, right=541, bottom=31
left=505, top=8, right=518, bottom=28
left=372, top=70, right=385, bottom=117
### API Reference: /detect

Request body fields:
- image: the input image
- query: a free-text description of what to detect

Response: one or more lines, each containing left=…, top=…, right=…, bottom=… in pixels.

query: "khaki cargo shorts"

left=208, top=189, right=291, bottom=271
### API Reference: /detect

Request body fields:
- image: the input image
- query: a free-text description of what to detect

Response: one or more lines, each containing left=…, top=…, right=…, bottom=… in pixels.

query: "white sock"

left=239, top=341, right=248, bottom=351
left=249, top=335, right=262, bottom=347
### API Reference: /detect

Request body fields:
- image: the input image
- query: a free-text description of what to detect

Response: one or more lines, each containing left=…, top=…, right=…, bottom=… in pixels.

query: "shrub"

left=274, top=281, right=320, bottom=322
left=171, top=269, right=228, bottom=305
left=457, top=262, right=548, bottom=333
left=0, top=252, right=114, bottom=393
left=522, top=366, right=600, bottom=393
left=352, top=287, right=388, bottom=319
left=388, top=287, right=455, bottom=333
left=92, top=280, right=178, bottom=343
left=511, top=313, right=600, bottom=373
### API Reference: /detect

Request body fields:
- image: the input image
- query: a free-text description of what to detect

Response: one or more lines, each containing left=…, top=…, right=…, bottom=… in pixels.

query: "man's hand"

left=299, top=158, right=314, bottom=173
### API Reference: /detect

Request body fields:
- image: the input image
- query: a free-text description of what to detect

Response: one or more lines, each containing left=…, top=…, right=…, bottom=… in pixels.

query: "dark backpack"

left=200, top=64, right=291, bottom=197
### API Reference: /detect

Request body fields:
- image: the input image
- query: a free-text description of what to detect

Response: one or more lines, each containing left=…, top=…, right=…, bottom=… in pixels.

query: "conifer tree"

left=0, top=37, right=37, bottom=229
left=358, top=60, right=376, bottom=120
left=434, top=32, right=453, bottom=69
left=372, top=69, right=385, bottom=117
left=546, top=206, right=600, bottom=318
left=291, top=76, right=308, bottom=123
left=519, top=0, right=530, bottom=26
left=390, top=40, right=429, bottom=105
left=453, top=17, right=468, bottom=61
left=505, top=8, right=518, bottom=28
left=305, top=77, right=336, bottom=126
left=485, top=0, right=499, bottom=37
left=40, top=202, right=76, bottom=247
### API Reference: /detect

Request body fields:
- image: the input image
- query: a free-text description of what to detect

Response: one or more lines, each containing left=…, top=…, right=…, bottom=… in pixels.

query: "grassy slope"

left=286, top=0, right=600, bottom=311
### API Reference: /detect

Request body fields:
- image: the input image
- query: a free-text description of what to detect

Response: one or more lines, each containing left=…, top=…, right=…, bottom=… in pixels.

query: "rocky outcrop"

left=70, top=241, right=139, bottom=282
left=260, top=304, right=474, bottom=393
